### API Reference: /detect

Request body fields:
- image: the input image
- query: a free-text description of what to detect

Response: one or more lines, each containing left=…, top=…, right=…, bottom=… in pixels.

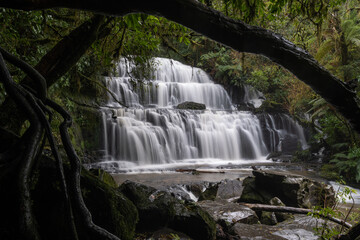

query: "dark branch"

left=2, top=0, right=359, bottom=132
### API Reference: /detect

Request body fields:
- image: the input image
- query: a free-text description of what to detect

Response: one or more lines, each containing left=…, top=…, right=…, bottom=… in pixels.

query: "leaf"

left=332, top=153, right=349, bottom=159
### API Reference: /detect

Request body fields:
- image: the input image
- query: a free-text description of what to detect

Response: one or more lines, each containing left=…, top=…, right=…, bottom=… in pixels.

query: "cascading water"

left=96, top=58, right=307, bottom=172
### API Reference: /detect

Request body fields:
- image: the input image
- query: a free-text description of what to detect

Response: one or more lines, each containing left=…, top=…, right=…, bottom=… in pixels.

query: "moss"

left=32, top=157, right=138, bottom=240
left=198, top=183, right=219, bottom=201
left=89, top=168, right=118, bottom=188
left=255, top=100, right=286, bottom=113
left=172, top=203, right=217, bottom=240
left=81, top=170, right=139, bottom=240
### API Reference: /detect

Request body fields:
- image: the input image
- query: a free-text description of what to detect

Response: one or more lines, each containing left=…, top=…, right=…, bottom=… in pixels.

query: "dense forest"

left=0, top=0, right=360, bottom=239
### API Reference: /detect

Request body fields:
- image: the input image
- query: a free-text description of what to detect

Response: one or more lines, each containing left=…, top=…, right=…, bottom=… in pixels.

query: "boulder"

left=260, top=211, right=277, bottom=225
left=216, top=179, right=244, bottom=200
left=81, top=169, right=138, bottom=240
left=176, top=101, right=206, bottom=110
left=199, top=182, right=220, bottom=201
left=32, top=157, right=138, bottom=240
left=89, top=168, right=118, bottom=188
left=198, top=179, right=244, bottom=201
left=119, top=180, right=216, bottom=240
left=238, top=176, right=273, bottom=204
left=239, top=170, right=335, bottom=208
left=119, top=180, right=177, bottom=231
left=197, top=200, right=259, bottom=229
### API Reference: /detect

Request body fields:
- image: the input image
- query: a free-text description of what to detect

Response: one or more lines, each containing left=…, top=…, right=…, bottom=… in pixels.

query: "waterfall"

left=96, top=58, right=307, bottom=172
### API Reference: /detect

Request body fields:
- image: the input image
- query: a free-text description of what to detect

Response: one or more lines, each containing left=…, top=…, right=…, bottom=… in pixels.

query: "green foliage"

left=292, top=149, right=312, bottom=162
left=313, top=113, right=349, bottom=146
left=308, top=181, right=357, bottom=239
left=330, top=146, right=360, bottom=182
left=199, top=47, right=243, bottom=85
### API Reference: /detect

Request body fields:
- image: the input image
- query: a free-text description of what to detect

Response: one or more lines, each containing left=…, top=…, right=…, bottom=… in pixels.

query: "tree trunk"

left=0, top=14, right=109, bottom=135
left=1, top=0, right=360, bottom=133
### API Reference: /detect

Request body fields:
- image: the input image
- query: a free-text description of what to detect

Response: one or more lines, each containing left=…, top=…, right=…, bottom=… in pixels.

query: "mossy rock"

left=81, top=170, right=138, bottom=240
left=171, top=203, right=217, bottom=240
left=119, top=180, right=177, bottom=232
left=32, top=157, right=138, bottom=240
left=89, top=168, right=118, bottom=188
left=198, top=182, right=219, bottom=201
left=120, top=181, right=216, bottom=240
left=255, top=99, right=286, bottom=113
left=239, top=170, right=335, bottom=209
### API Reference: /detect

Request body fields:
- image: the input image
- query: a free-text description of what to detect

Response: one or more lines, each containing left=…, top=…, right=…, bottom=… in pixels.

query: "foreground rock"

left=197, top=200, right=259, bottom=228
left=119, top=180, right=216, bottom=240
left=239, top=170, right=335, bottom=208
left=231, top=215, right=320, bottom=240
left=32, top=158, right=138, bottom=240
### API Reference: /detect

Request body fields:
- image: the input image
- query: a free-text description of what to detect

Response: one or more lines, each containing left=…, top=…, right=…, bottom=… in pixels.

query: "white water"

left=97, top=58, right=307, bottom=173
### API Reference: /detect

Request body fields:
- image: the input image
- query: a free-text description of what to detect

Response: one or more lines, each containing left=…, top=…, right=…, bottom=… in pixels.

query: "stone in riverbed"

left=197, top=200, right=259, bottom=229
left=239, top=170, right=335, bottom=209
left=260, top=211, right=277, bottom=225
left=119, top=180, right=216, bottom=240
left=216, top=179, right=244, bottom=200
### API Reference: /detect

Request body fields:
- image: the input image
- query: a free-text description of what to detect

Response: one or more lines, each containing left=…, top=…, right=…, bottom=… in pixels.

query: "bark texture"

left=0, top=0, right=359, bottom=133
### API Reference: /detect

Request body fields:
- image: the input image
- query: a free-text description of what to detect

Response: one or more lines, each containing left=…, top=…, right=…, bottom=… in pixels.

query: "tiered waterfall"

left=97, top=58, right=307, bottom=172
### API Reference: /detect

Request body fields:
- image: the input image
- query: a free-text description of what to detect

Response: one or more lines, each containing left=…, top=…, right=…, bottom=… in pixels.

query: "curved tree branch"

left=0, top=53, right=42, bottom=240
left=0, top=46, right=47, bottom=101
left=46, top=99, right=121, bottom=240
left=1, top=0, right=359, bottom=132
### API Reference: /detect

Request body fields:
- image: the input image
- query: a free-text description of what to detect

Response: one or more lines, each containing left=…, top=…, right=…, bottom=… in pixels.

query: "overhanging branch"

left=1, top=0, right=359, bottom=132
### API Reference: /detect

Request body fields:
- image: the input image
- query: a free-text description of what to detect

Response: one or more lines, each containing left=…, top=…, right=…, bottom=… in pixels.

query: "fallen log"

left=239, top=203, right=352, bottom=229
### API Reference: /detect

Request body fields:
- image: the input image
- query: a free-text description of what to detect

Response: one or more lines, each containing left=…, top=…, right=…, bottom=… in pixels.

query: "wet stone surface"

left=197, top=200, right=259, bottom=226
left=231, top=215, right=320, bottom=240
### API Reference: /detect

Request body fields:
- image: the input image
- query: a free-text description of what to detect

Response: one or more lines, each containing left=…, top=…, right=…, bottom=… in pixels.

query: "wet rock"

left=171, top=202, right=217, bottom=240
left=239, top=170, right=335, bottom=208
left=216, top=179, right=244, bottom=200
left=266, top=151, right=282, bottom=160
left=119, top=181, right=179, bottom=231
left=119, top=181, right=216, bottom=240
left=176, top=101, right=206, bottom=110
left=199, top=182, right=220, bottom=201
left=165, top=184, right=199, bottom=202
left=189, top=183, right=205, bottom=198
left=230, top=214, right=319, bottom=240
left=231, top=223, right=286, bottom=240
left=197, top=200, right=259, bottom=228
left=238, top=176, right=273, bottom=204
left=260, top=211, right=277, bottom=225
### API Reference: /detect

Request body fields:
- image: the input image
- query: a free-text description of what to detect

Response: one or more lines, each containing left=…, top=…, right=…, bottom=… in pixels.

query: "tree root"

left=0, top=46, right=120, bottom=240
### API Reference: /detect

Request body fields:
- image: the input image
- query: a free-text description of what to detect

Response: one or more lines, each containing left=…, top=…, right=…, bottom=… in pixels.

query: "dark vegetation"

left=0, top=0, right=359, bottom=239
